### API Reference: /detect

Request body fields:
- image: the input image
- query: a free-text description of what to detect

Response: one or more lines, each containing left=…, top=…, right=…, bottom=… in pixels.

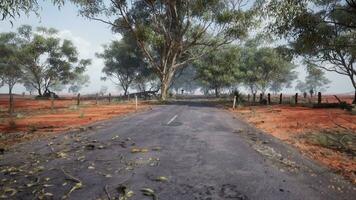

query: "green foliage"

left=264, top=0, right=356, bottom=99
left=195, top=46, right=241, bottom=96
left=11, top=25, right=92, bottom=96
left=0, top=32, right=24, bottom=93
left=295, top=63, right=330, bottom=95
left=0, top=0, right=65, bottom=23
left=75, top=0, right=258, bottom=100
left=97, top=35, right=147, bottom=95
left=239, top=42, right=297, bottom=94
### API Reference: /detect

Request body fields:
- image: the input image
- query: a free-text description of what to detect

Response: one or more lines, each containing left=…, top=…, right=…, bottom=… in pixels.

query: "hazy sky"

left=0, top=1, right=353, bottom=95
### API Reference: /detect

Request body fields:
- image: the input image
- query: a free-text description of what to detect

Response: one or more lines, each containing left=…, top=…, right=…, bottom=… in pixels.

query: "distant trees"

left=14, top=25, right=91, bottom=96
left=97, top=36, right=146, bottom=96
left=195, top=46, right=241, bottom=97
left=68, top=74, right=90, bottom=94
left=239, top=45, right=297, bottom=95
left=99, top=86, right=108, bottom=96
left=296, top=63, right=330, bottom=97
left=264, top=0, right=356, bottom=103
left=171, top=65, right=199, bottom=95
left=0, top=24, right=91, bottom=105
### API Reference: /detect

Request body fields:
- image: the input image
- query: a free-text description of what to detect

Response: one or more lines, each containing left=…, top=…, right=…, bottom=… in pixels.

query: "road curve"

left=0, top=101, right=355, bottom=200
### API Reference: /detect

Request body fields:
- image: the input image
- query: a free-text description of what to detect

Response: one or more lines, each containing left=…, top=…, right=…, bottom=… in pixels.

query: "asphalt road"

left=0, top=101, right=355, bottom=200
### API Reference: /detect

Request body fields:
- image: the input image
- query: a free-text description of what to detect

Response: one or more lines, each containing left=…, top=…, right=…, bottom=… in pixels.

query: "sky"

left=0, top=1, right=354, bottom=95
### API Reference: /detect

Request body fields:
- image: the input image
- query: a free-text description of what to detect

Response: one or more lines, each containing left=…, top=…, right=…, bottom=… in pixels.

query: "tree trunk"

left=160, top=71, right=174, bottom=101
left=37, top=88, right=42, bottom=96
left=353, top=90, right=356, bottom=104
left=215, top=88, right=219, bottom=97
left=8, top=86, right=14, bottom=115
left=160, top=82, right=169, bottom=101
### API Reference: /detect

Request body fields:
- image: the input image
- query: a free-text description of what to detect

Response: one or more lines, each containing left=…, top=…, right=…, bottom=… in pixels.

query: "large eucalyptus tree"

left=75, top=0, right=257, bottom=100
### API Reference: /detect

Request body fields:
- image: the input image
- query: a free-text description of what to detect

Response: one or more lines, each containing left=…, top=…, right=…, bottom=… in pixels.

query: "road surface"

left=0, top=101, right=355, bottom=199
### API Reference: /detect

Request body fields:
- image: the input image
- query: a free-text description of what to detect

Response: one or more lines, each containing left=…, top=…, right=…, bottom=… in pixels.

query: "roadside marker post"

left=135, top=95, right=138, bottom=111
left=233, top=96, right=236, bottom=109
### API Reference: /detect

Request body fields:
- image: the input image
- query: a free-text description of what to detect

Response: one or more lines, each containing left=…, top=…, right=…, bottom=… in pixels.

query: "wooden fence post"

left=267, top=93, right=271, bottom=105
left=295, top=93, right=298, bottom=104
left=109, top=93, right=111, bottom=104
left=318, top=92, right=322, bottom=104
left=233, top=96, right=236, bottom=109
left=279, top=93, right=282, bottom=104
left=77, top=93, right=80, bottom=106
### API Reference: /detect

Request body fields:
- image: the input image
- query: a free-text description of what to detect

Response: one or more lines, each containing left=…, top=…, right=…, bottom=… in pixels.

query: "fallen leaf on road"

left=154, top=176, right=168, bottom=182
left=131, top=148, right=148, bottom=153
left=141, top=188, right=155, bottom=196
left=2, top=187, right=17, bottom=197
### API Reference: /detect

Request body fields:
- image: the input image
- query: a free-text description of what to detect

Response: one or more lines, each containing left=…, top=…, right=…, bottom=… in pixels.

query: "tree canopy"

left=195, top=46, right=241, bottom=97
left=97, top=36, right=147, bottom=96
left=264, top=0, right=356, bottom=103
left=75, top=0, right=258, bottom=100
left=239, top=44, right=297, bottom=94
left=15, top=25, right=91, bottom=96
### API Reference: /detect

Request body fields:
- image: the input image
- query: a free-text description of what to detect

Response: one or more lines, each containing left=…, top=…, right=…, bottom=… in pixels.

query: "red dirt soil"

left=231, top=105, right=356, bottom=183
left=0, top=97, right=149, bottom=147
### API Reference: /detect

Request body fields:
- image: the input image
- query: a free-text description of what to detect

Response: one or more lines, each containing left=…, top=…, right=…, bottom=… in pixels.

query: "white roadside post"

left=135, top=95, right=138, bottom=111
left=233, top=95, right=237, bottom=109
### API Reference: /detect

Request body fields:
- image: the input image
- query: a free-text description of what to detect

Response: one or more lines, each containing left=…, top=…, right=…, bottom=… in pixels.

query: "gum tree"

left=0, top=32, right=23, bottom=114
left=195, top=46, right=241, bottom=97
left=264, top=0, right=356, bottom=103
left=240, top=46, right=297, bottom=95
left=75, top=0, right=256, bottom=100
left=97, top=36, right=145, bottom=96
left=17, top=25, right=91, bottom=97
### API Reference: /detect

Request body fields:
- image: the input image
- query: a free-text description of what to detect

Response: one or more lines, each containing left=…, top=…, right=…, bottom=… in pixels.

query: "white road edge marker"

left=167, top=115, right=178, bottom=125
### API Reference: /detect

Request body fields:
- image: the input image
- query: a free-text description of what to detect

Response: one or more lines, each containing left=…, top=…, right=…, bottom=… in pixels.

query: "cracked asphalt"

left=0, top=101, right=355, bottom=200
